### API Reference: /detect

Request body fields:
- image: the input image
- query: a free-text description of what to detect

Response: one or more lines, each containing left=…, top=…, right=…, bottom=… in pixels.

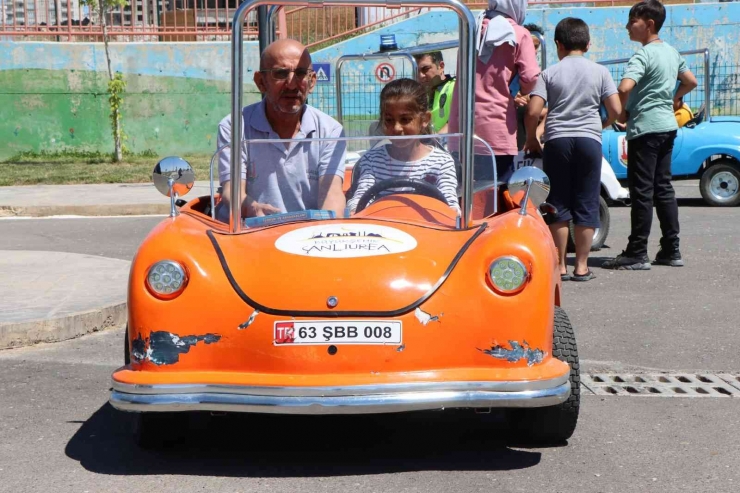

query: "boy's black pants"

left=626, top=130, right=680, bottom=258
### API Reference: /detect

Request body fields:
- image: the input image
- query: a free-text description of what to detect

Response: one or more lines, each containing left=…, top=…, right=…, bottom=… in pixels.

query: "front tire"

left=508, top=306, right=580, bottom=444
left=124, top=324, right=130, bottom=365
left=700, top=161, right=740, bottom=207
left=134, top=412, right=188, bottom=449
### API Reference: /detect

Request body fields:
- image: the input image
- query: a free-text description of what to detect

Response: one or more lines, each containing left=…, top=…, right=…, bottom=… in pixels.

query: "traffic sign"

left=313, top=63, right=331, bottom=83
left=375, top=63, right=396, bottom=83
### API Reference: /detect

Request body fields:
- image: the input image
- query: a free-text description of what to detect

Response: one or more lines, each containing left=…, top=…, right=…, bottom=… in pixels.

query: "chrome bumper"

left=110, top=375, right=571, bottom=415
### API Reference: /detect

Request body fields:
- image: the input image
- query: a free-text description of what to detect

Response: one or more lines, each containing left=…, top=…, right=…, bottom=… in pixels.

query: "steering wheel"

left=354, top=178, right=449, bottom=213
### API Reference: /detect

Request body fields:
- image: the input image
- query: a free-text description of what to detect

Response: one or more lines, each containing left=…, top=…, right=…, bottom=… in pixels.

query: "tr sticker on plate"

left=274, top=321, right=402, bottom=345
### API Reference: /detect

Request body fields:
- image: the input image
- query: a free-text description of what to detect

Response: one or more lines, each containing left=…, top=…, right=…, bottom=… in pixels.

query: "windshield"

left=208, top=133, right=495, bottom=231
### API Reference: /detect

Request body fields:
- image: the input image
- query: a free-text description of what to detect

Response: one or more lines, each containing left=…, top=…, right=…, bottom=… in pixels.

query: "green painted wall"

left=0, top=68, right=260, bottom=159
left=0, top=41, right=263, bottom=160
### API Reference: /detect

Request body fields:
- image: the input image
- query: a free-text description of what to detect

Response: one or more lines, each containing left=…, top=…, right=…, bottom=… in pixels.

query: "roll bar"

left=230, top=0, right=477, bottom=233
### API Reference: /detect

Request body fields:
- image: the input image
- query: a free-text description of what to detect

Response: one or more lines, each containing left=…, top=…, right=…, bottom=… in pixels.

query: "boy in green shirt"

left=602, top=0, right=697, bottom=270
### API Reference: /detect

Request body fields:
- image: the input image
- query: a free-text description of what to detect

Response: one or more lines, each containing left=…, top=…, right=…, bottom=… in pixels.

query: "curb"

left=0, top=204, right=169, bottom=217
left=0, top=302, right=127, bottom=349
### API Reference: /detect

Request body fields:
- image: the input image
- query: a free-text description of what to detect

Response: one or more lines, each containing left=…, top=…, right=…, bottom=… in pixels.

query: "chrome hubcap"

left=710, top=171, right=739, bottom=200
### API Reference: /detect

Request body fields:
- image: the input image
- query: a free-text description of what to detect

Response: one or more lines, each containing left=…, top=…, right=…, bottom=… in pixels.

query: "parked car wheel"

left=508, top=306, right=580, bottom=444
left=700, top=161, right=740, bottom=207
left=124, top=324, right=130, bottom=365
left=567, top=195, right=610, bottom=252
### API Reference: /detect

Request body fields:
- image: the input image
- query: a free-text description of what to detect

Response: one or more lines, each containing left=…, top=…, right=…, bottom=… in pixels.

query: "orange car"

left=109, top=0, right=579, bottom=447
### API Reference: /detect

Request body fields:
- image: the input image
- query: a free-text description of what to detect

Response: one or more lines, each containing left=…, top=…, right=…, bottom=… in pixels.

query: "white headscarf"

left=487, top=0, right=527, bottom=26
left=476, top=0, right=528, bottom=64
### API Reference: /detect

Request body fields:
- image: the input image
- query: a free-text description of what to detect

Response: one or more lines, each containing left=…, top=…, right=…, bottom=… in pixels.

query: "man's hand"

left=246, top=200, right=281, bottom=217
left=318, top=174, right=346, bottom=217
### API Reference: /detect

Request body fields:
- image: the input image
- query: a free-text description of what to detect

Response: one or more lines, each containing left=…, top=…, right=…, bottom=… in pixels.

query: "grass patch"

left=0, top=150, right=212, bottom=186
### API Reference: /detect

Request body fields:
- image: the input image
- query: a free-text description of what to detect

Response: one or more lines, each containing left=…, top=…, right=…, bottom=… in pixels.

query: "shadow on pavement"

left=676, top=198, right=710, bottom=207
left=65, top=404, right=544, bottom=477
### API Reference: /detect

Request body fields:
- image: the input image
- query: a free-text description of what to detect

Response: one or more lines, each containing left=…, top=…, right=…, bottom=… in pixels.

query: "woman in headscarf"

left=449, top=0, right=540, bottom=182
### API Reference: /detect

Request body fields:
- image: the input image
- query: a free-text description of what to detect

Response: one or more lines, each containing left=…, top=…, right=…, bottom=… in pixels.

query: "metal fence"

left=0, top=0, right=435, bottom=42
left=602, top=52, right=739, bottom=117
left=310, top=68, right=416, bottom=150
left=1, top=0, right=705, bottom=44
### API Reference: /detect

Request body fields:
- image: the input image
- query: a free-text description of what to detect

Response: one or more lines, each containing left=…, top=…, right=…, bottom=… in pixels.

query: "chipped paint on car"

left=132, top=331, right=222, bottom=365
left=238, top=310, right=260, bottom=330
left=415, top=307, right=443, bottom=326
left=479, top=340, right=546, bottom=366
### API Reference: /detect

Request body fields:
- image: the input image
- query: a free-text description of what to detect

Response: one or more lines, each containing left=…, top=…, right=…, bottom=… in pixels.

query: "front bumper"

left=110, top=375, right=570, bottom=415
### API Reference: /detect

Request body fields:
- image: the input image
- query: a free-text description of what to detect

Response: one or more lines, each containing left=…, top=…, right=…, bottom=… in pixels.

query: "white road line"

left=0, top=214, right=167, bottom=221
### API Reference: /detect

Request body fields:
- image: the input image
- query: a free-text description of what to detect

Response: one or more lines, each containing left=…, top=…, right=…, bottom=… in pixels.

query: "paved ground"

left=0, top=251, right=129, bottom=324
left=0, top=180, right=738, bottom=492
left=0, top=181, right=211, bottom=217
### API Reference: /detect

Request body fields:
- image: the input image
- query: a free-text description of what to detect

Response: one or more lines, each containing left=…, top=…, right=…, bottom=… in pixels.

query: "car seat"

left=684, top=103, right=705, bottom=128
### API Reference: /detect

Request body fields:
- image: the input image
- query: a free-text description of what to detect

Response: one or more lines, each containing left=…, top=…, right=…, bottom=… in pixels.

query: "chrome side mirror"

left=153, top=157, right=195, bottom=217
left=508, top=166, right=550, bottom=216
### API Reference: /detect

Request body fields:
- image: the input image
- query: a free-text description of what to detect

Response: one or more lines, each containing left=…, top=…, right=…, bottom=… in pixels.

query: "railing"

left=0, top=0, right=705, bottom=43
left=599, top=49, right=740, bottom=119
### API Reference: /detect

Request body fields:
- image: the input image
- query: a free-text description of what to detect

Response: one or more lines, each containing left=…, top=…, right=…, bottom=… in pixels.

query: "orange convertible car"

left=110, top=0, right=580, bottom=446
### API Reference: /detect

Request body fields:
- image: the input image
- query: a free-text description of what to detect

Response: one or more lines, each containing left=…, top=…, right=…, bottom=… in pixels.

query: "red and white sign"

left=618, top=135, right=629, bottom=166
left=375, top=62, right=396, bottom=83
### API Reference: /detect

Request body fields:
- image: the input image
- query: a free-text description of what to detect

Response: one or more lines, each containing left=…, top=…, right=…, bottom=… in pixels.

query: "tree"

left=81, top=0, right=129, bottom=162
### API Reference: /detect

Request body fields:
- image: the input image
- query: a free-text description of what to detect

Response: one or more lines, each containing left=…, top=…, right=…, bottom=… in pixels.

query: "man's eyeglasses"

left=261, top=67, right=313, bottom=81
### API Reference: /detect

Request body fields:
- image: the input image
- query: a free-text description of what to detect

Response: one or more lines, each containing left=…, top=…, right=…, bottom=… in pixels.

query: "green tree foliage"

left=80, top=0, right=130, bottom=162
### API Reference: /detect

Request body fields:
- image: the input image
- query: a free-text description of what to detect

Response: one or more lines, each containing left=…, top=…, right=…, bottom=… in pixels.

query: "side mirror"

left=508, top=166, right=550, bottom=215
left=153, top=156, right=195, bottom=198
left=153, top=156, right=195, bottom=217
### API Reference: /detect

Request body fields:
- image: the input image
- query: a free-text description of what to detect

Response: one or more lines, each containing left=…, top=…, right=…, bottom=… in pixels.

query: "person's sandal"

left=561, top=273, right=571, bottom=281
left=571, top=270, right=596, bottom=282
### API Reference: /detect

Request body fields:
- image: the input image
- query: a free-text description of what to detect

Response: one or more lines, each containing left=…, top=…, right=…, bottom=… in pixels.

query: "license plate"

left=274, top=320, right=402, bottom=345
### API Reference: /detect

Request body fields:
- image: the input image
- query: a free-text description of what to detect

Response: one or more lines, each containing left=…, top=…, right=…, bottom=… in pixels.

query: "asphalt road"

left=1, top=181, right=739, bottom=492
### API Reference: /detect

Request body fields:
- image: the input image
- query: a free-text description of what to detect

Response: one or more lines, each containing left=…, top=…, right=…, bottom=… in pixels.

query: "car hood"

left=207, top=221, right=486, bottom=316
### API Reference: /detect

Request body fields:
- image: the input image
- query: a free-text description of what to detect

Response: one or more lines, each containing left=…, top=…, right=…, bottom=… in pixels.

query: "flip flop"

left=571, top=270, right=596, bottom=282
left=560, top=273, right=572, bottom=281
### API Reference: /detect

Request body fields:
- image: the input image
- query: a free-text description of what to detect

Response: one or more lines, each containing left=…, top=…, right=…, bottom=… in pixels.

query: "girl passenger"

left=347, top=78, right=460, bottom=214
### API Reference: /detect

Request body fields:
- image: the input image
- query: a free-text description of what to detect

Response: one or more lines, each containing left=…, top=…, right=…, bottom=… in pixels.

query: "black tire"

left=699, top=161, right=740, bottom=207
left=134, top=412, right=188, bottom=449
left=124, top=324, right=130, bottom=365
left=566, top=195, right=610, bottom=252
left=508, top=306, right=580, bottom=444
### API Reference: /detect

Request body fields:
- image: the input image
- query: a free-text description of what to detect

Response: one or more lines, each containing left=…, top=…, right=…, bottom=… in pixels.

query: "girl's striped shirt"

left=347, top=144, right=460, bottom=213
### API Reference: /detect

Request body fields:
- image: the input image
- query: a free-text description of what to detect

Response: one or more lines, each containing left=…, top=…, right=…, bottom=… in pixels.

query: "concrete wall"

left=0, top=42, right=261, bottom=159
left=1, top=3, right=738, bottom=160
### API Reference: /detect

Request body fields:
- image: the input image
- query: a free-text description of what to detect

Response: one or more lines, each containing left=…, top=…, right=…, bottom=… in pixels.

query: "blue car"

left=602, top=114, right=740, bottom=207
left=601, top=49, right=740, bottom=207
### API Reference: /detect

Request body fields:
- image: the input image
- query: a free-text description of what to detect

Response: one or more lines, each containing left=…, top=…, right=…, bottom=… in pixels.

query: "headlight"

left=487, top=256, right=529, bottom=294
left=146, top=260, right=188, bottom=299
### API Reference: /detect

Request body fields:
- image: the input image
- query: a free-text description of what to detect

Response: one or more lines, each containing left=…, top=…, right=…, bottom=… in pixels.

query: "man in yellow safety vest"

left=414, top=51, right=456, bottom=133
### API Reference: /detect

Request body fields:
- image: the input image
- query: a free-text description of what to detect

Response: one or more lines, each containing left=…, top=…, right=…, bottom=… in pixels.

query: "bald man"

left=216, top=39, right=346, bottom=221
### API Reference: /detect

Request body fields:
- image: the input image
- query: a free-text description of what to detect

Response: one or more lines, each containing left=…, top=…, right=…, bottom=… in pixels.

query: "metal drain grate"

left=581, top=373, right=740, bottom=397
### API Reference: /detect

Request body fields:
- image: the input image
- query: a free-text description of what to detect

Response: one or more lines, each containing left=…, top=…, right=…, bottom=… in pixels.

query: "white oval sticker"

left=275, top=224, right=418, bottom=258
